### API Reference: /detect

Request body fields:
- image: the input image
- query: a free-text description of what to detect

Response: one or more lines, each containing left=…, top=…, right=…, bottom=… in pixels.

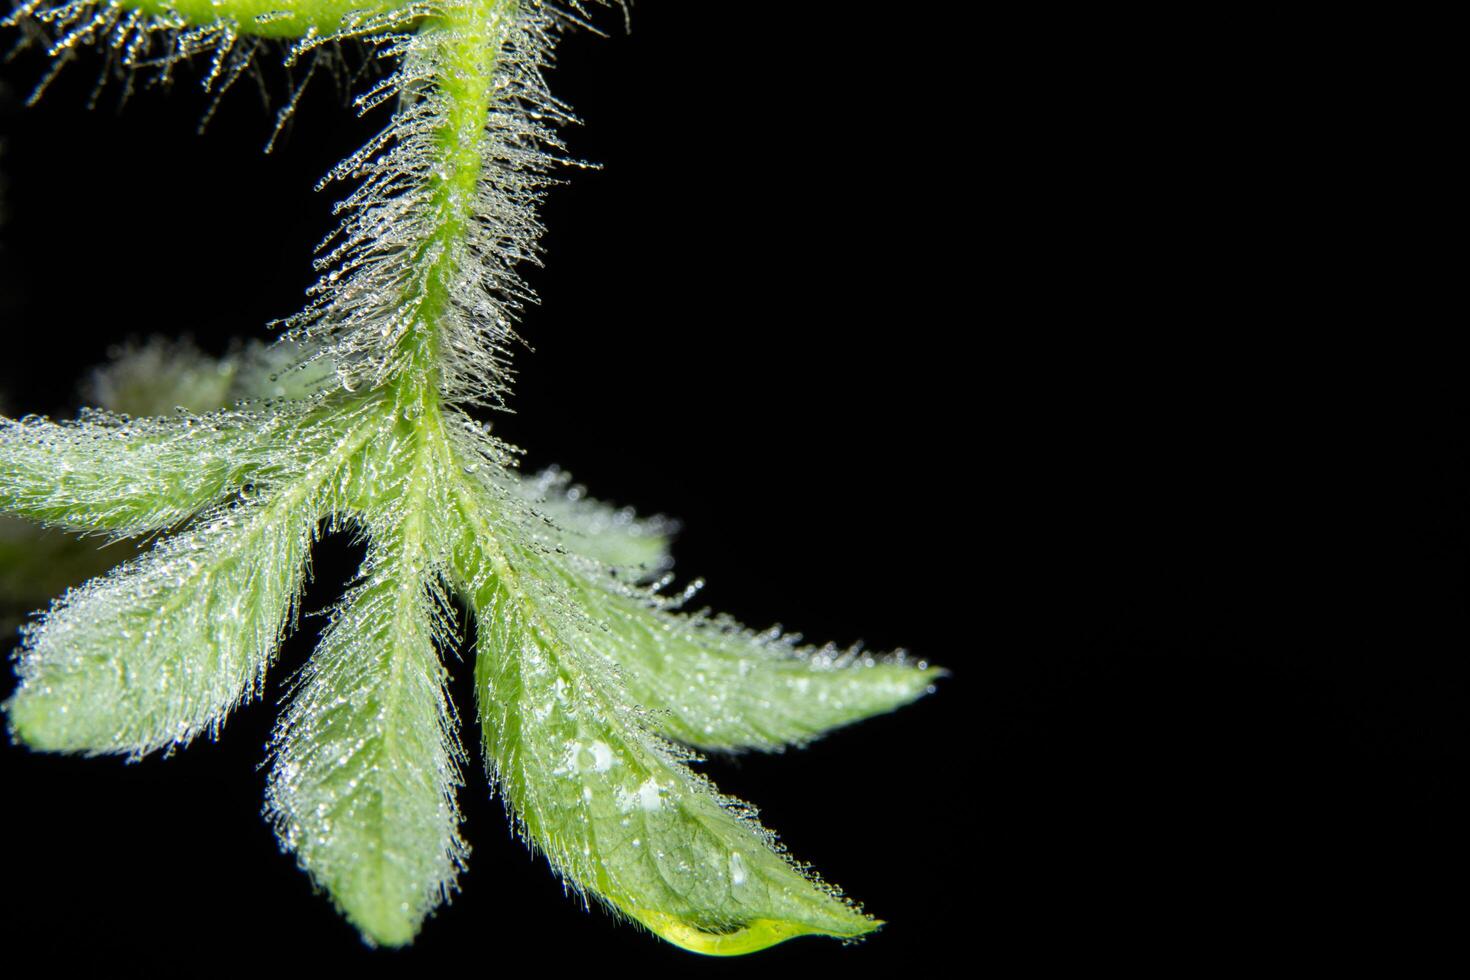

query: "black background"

left=1, top=4, right=1464, bottom=973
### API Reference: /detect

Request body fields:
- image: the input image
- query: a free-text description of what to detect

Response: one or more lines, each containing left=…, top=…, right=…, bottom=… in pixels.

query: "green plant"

left=0, top=0, right=943, bottom=954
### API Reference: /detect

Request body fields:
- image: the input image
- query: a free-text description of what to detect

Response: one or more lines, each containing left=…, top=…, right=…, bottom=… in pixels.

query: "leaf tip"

left=629, top=907, right=880, bottom=956
left=349, top=909, right=422, bottom=950
left=4, top=686, right=70, bottom=754
left=332, top=872, right=436, bottom=949
left=874, top=659, right=949, bottom=714
left=918, top=661, right=950, bottom=691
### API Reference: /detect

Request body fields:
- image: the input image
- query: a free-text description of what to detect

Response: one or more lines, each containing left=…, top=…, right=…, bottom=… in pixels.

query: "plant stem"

left=117, top=0, right=417, bottom=39
left=392, top=0, right=513, bottom=414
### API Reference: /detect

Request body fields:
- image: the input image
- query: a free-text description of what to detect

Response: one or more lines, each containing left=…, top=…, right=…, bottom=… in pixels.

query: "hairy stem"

left=396, top=1, right=511, bottom=389
left=116, top=0, right=418, bottom=39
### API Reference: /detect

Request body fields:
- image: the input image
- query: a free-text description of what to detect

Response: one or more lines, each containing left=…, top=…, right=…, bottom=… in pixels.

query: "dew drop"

left=729, top=851, right=747, bottom=886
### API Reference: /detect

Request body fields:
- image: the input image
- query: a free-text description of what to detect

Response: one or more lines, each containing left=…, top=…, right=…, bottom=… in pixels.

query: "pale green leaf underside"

left=506, top=466, right=676, bottom=577
left=2, top=395, right=387, bottom=755
left=458, top=484, right=884, bottom=955
left=0, top=360, right=343, bottom=539
left=581, top=585, right=941, bottom=752
left=5, top=483, right=318, bottom=755
left=265, top=418, right=467, bottom=947
left=0, top=413, right=252, bottom=536
left=83, top=338, right=337, bottom=417
left=266, top=540, right=465, bottom=947
left=0, top=341, right=341, bottom=633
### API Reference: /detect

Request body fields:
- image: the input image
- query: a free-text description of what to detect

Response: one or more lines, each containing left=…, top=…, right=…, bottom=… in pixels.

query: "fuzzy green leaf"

left=507, top=466, right=676, bottom=577
left=0, top=414, right=252, bottom=535
left=580, top=584, right=943, bottom=752
left=84, top=338, right=335, bottom=417
left=462, top=495, right=879, bottom=955
left=5, top=486, right=318, bottom=755
left=265, top=410, right=468, bottom=947
left=265, top=547, right=465, bottom=947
